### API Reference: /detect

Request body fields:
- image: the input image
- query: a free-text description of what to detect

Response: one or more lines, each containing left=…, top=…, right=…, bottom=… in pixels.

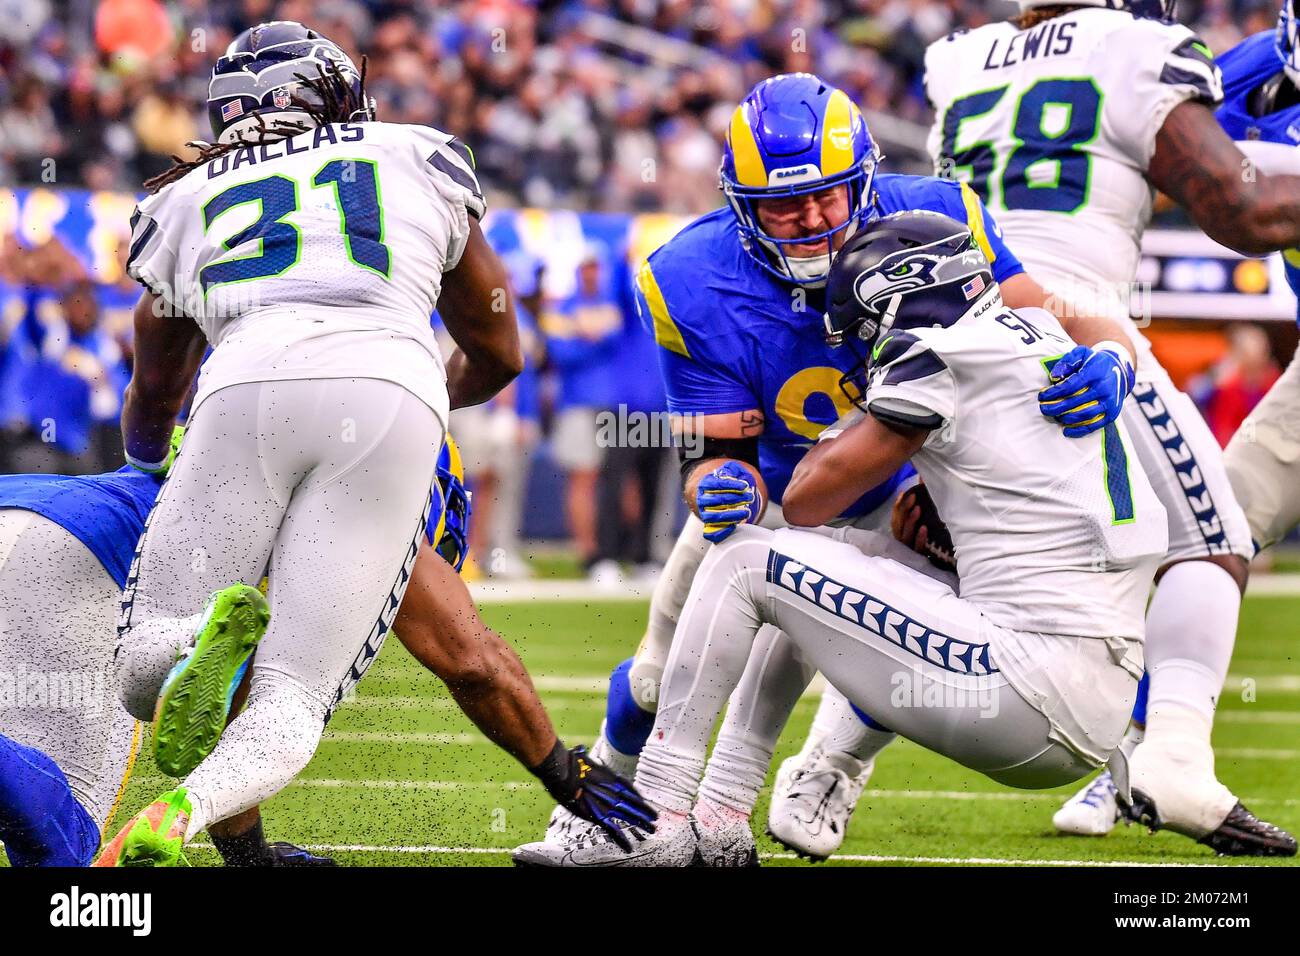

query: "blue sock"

left=604, top=657, right=656, bottom=757
left=849, top=701, right=893, bottom=734
left=0, top=732, right=100, bottom=866
left=1131, top=671, right=1149, bottom=728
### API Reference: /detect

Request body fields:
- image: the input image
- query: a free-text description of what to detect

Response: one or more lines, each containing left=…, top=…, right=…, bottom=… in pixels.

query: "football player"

left=924, top=0, right=1300, bottom=853
left=533, top=211, right=1176, bottom=865
left=96, top=21, right=649, bottom=866
left=0, top=431, right=326, bottom=866
left=516, top=72, right=1146, bottom=864
left=1214, top=3, right=1300, bottom=557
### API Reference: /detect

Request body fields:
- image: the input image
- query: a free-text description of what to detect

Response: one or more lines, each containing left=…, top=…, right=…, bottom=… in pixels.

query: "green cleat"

left=153, top=584, right=269, bottom=777
left=93, top=788, right=192, bottom=867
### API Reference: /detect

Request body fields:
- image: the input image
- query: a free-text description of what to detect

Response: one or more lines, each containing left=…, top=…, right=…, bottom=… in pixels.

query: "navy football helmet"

left=824, top=211, right=994, bottom=409
left=208, top=21, right=374, bottom=144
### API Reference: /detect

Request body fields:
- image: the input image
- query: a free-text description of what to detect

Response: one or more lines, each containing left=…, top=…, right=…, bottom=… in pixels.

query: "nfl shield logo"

left=272, top=87, right=292, bottom=109
left=220, top=100, right=244, bottom=121
left=961, top=275, right=985, bottom=300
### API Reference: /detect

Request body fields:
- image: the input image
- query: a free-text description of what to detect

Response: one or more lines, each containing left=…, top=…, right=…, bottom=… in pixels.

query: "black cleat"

left=1198, top=803, right=1297, bottom=858
left=267, top=841, right=337, bottom=866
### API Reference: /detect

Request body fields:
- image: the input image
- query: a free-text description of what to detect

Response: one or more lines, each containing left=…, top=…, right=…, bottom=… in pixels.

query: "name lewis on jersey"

left=982, top=19, right=1075, bottom=71
left=206, top=123, right=368, bottom=179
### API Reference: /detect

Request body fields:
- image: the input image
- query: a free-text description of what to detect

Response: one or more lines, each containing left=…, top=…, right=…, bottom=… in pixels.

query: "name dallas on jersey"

left=204, top=122, right=367, bottom=179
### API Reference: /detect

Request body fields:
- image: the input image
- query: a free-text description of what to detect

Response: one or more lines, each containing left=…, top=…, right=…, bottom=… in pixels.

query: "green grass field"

left=109, top=593, right=1298, bottom=867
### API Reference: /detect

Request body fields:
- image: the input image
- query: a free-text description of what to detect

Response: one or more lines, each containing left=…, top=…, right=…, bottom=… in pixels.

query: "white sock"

left=590, top=722, right=639, bottom=780
left=634, top=529, right=772, bottom=814
left=809, top=683, right=897, bottom=766
left=1144, top=560, right=1241, bottom=722
left=698, top=625, right=814, bottom=814
left=181, top=671, right=326, bottom=839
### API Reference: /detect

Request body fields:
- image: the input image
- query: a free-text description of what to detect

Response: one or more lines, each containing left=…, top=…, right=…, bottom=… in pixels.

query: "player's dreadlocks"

left=1012, top=4, right=1086, bottom=30
left=142, top=56, right=371, bottom=194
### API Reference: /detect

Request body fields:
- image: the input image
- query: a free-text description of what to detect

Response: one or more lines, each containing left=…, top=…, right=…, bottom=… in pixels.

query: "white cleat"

left=509, top=805, right=585, bottom=866
left=1053, top=771, right=1120, bottom=836
left=767, top=748, right=872, bottom=861
left=692, top=800, right=758, bottom=867
left=514, top=811, right=695, bottom=868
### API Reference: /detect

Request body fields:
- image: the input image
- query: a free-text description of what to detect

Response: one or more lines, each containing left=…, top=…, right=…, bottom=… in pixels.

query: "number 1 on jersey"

left=1041, top=353, right=1135, bottom=525
left=312, top=159, right=390, bottom=277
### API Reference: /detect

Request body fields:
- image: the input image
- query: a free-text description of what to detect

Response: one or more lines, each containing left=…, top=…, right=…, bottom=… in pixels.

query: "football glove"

left=1038, top=343, right=1135, bottom=438
left=696, top=460, right=760, bottom=543
left=531, top=742, right=658, bottom=851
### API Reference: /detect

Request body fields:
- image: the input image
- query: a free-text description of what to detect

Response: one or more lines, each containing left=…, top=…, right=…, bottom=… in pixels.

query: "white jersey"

left=125, top=121, right=485, bottom=416
left=863, top=293, right=1167, bottom=640
left=924, top=9, right=1222, bottom=332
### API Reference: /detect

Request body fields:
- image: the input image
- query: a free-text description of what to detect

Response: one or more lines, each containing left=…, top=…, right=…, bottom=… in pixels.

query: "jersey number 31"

left=200, top=159, right=390, bottom=293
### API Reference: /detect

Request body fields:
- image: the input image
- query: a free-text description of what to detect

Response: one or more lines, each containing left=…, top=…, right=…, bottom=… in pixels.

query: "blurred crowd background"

left=1, top=0, right=1295, bottom=580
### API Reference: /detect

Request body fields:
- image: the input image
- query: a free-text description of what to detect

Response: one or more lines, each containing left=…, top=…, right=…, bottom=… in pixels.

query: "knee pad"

left=605, top=658, right=657, bottom=757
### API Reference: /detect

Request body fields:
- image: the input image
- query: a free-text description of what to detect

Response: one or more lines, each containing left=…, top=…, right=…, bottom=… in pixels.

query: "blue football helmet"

left=719, top=73, right=881, bottom=286
left=824, top=211, right=994, bottom=410
left=435, top=436, right=472, bottom=573
left=208, top=20, right=374, bottom=144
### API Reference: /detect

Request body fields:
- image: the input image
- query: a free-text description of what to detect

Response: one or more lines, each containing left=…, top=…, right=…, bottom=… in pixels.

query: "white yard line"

left=466, top=575, right=1300, bottom=602
left=184, top=841, right=1227, bottom=866
left=132, top=776, right=1300, bottom=807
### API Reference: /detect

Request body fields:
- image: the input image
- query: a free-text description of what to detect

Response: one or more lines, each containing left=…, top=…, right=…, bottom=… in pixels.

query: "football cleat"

left=153, top=584, right=270, bottom=777
left=92, top=788, right=191, bottom=867
left=692, top=800, right=759, bottom=867
left=767, top=748, right=872, bottom=861
left=1121, top=736, right=1297, bottom=856
left=267, top=841, right=337, bottom=866
left=508, top=806, right=586, bottom=866
left=1052, top=771, right=1120, bottom=836
left=514, top=811, right=695, bottom=868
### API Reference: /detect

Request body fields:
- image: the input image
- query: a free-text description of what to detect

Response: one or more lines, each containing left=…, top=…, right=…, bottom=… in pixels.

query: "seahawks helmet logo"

left=852, top=238, right=986, bottom=317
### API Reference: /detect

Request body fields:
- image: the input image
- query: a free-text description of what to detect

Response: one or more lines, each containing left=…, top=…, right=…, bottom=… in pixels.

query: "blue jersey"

left=1217, top=30, right=1300, bottom=318
left=635, top=175, right=1024, bottom=518
left=0, top=467, right=162, bottom=589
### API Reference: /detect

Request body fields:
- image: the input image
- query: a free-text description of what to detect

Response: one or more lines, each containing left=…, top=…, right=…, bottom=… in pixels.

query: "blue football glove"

left=1038, top=343, right=1135, bottom=438
left=696, top=460, right=760, bottom=543
left=531, top=743, right=657, bottom=852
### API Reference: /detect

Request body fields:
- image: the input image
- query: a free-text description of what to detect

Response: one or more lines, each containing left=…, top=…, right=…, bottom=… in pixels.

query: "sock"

left=181, top=672, right=326, bottom=840
left=829, top=706, right=897, bottom=766
left=603, top=657, right=656, bottom=757
left=590, top=722, right=639, bottom=780
left=210, top=816, right=273, bottom=866
left=635, top=530, right=771, bottom=814
left=0, top=732, right=99, bottom=866
left=1144, top=561, right=1241, bottom=721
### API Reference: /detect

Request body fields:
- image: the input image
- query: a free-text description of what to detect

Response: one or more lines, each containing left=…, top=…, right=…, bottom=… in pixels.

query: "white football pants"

left=635, top=525, right=1144, bottom=814
left=115, top=377, right=443, bottom=835
left=1224, top=350, right=1300, bottom=552
left=0, top=509, right=139, bottom=834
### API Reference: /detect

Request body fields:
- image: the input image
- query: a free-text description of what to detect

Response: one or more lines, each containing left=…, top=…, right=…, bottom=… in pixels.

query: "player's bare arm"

left=121, top=290, right=206, bottom=468
left=678, top=408, right=767, bottom=513
left=394, top=539, right=557, bottom=767
left=784, top=413, right=927, bottom=528
left=1150, top=99, right=1300, bottom=254
left=440, top=219, right=525, bottom=409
